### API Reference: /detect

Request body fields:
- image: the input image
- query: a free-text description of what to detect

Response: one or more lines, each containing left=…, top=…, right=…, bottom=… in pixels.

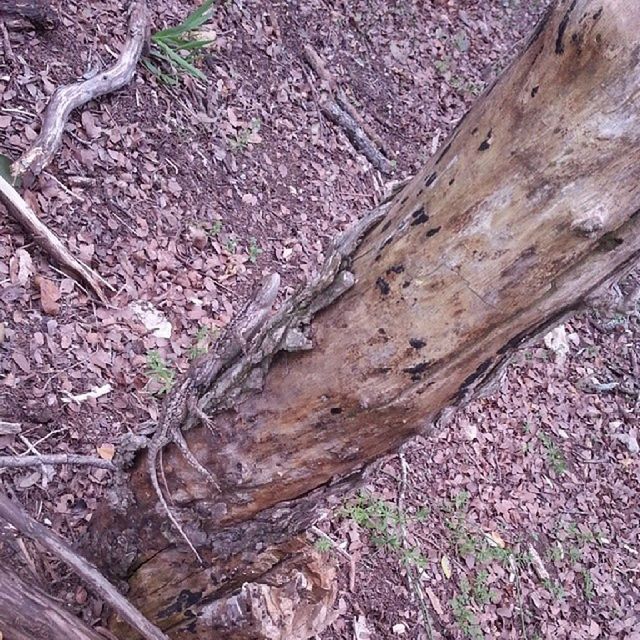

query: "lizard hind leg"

left=172, top=427, right=221, bottom=491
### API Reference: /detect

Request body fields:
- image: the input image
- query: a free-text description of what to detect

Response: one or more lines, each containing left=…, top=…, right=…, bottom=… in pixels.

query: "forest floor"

left=0, top=0, right=638, bottom=638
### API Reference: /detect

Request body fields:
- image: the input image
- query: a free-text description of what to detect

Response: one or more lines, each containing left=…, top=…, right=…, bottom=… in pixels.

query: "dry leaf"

left=528, top=544, right=550, bottom=581
left=440, top=554, right=452, bottom=579
left=10, top=248, right=34, bottom=286
left=97, top=443, right=116, bottom=461
left=353, top=615, right=372, bottom=640
left=81, top=111, right=102, bottom=138
left=424, top=587, right=444, bottom=617
left=486, top=530, right=506, bottom=548
left=35, top=276, right=61, bottom=315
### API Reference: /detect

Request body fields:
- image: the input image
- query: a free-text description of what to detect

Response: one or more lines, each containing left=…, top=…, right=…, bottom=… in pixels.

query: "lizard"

left=147, top=272, right=281, bottom=563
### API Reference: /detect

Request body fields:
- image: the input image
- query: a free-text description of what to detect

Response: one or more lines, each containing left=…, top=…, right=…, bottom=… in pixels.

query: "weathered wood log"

left=84, top=0, right=640, bottom=636
left=0, top=492, right=169, bottom=640
left=0, top=564, right=103, bottom=640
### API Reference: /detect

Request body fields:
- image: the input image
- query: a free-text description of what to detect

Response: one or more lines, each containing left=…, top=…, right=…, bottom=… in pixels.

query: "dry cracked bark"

left=77, top=0, right=640, bottom=637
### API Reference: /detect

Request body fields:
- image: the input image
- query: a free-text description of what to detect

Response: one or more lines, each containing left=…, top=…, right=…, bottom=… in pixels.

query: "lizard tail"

left=149, top=462, right=204, bottom=565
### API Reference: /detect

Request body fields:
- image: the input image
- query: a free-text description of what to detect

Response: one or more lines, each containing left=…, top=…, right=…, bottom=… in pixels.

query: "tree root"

left=0, top=175, right=112, bottom=303
left=0, top=491, right=169, bottom=640
left=11, top=0, right=150, bottom=178
left=303, top=44, right=393, bottom=175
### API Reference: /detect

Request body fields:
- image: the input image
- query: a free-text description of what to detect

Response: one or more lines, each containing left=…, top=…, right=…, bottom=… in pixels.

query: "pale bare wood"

left=0, top=492, right=169, bottom=640
left=0, top=174, right=111, bottom=302
left=11, top=0, right=149, bottom=178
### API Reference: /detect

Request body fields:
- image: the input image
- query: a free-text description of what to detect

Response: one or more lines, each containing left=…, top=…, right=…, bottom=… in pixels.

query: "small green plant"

left=548, top=543, right=564, bottom=563
left=145, top=350, right=175, bottom=395
left=247, top=238, right=263, bottom=263
left=225, top=236, right=238, bottom=253
left=229, top=118, right=262, bottom=152
left=542, top=578, right=565, bottom=601
left=434, top=57, right=451, bottom=74
left=538, top=432, right=567, bottom=475
left=314, top=537, right=333, bottom=554
left=144, top=0, right=215, bottom=84
left=341, top=492, right=404, bottom=549
left=582, top=569, right=595, bottom=600
left=415, top=506, right=430, bottom=522
left=208, top=220, right=223, bottom=237
left=451, top=592, right=483, bottom=639
left=188, top=325, right=212, bottom=360
left=471, top=570, right=491, bottom=606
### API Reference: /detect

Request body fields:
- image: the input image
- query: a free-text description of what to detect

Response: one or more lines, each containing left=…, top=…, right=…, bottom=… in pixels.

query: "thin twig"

left=0, top=454, right=115, bottom=470
left=0, top=492, right=169, bottom=640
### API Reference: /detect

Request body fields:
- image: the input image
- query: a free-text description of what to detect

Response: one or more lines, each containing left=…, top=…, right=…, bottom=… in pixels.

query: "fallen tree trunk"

left=83, top=0, right=640, bottom=636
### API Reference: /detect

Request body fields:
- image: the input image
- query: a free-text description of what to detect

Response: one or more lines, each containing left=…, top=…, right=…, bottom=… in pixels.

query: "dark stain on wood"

left=598, top=235, right=623, bottom=252
left=424, top=172, right=437, bottom=187
left=531, top=85, right=539, bottom=97
left=556, top=0, right=578, bottom=54
left=455, top=357, right=493, bottom=400
left=387, top=264, right=405, bottom=275
left=158, top=589, right=203, bottom=618
left=426, top=226, right=441, bottom=238
left=330, top=407, right=343, bottom=415
left=381, top=219, right=393, bottom=232
left=409, top=338, right=426, bottom=350
left=411, top=206, right=430, bottom=226
left=478, top=131, right=492, bottom=151
left=376, top=277, right=391, bottom=295
left=402, top=360, right=433, bottom=381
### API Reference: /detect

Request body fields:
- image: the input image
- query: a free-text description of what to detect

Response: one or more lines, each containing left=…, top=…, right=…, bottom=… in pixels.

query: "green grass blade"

left=153, top=0, right=214, bottom=39
left=154, top=41, right=207, bottom=80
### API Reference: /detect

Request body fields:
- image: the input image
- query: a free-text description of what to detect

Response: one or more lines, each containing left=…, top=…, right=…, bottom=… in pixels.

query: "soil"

left=0, top=0, right=638, bottom=639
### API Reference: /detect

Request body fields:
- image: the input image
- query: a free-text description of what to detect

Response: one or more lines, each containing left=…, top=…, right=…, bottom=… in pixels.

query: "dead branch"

left=0, top=453, right=115, bottom=470
left=321, top=101, right=393, bottom=174
left=11, top=0, right=150, bottom=178
left=303, top=43, right=392, bottom=171
left=0, top=492, right=170, bottom=640
left=0, top=174, right=111, bottom=302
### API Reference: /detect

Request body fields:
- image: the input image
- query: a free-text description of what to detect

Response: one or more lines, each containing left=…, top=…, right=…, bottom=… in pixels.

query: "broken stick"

left=11, top=0, right=150, bottom=178
left=0, top=174, right=112, bottom=302
left=303, top=43, right=393, bottom=174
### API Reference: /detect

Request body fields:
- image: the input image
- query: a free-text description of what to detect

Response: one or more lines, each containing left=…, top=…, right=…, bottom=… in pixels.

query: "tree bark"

left=83, top=0, right=640, bottom=637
